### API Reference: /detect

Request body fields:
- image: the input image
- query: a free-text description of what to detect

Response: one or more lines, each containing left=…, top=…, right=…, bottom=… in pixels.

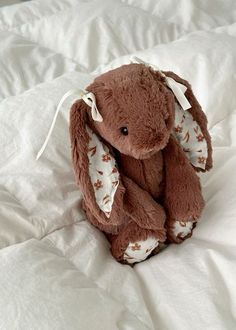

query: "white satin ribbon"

left=131, top=56, right=191, bottom=111
left=82, top=91, right=103, bottom=122
left=36, top=88, right=103, bottom=160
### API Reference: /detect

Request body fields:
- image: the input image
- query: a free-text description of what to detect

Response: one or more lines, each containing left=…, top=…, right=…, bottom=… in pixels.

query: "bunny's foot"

left=110, top=221, right=166, bottom=264
left=166, top=219, right=196, bottom=244
left=123, top=237, right=159, bottom=264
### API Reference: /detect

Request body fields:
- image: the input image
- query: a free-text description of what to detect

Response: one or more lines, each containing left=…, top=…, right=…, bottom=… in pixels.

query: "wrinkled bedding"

left=0, top=0, right=236, bottom=329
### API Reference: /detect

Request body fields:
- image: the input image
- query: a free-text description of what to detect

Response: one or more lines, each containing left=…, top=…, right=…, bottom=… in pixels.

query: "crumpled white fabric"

left=0, top=0, right=236, bottom=329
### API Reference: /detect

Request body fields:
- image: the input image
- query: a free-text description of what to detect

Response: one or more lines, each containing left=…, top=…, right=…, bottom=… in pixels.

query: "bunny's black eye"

left=120, top=127, right=128, bottom=136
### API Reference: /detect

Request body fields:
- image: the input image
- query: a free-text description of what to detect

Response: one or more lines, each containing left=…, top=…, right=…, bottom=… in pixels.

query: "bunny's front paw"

left=166, top=220, right=196, bottom=244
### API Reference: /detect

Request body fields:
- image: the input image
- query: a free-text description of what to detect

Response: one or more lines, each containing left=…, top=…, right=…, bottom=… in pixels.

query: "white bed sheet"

left=0, top=0, right=236, bottom=329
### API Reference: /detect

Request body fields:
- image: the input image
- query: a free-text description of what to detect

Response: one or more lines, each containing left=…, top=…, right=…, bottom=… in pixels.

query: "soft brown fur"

left=69, top=63, right=212, bottom=263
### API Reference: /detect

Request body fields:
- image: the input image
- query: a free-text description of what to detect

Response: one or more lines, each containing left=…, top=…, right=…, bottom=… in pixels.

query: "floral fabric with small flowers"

left=86, top=126, right=119, bottom=218
left=123, top=237, right=159, bottom=264
left=173, top=103, right=208, bottom=170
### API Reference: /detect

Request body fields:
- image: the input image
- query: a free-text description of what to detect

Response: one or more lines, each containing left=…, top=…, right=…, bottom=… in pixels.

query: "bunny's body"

left=118, top=152, right=164, bottom=199
left=70, top=62, right=212, bottom=264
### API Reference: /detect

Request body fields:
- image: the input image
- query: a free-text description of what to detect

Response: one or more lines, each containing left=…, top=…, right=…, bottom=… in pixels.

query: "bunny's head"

left=83, top=64, right=175, bottom=159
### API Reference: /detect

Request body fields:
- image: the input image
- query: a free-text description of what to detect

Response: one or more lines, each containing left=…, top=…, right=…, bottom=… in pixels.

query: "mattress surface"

left=0, top=0, right=236, bottom=329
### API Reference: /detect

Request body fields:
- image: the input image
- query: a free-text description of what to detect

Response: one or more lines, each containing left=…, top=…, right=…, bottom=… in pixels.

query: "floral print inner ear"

left=173, top=103, right=208, bottom=170
left=86, top=126, right=119, bottom=218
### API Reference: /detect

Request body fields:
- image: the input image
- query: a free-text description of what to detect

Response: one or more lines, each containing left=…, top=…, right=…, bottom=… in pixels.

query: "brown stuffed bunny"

left=69, top=61, right=212, bottom=264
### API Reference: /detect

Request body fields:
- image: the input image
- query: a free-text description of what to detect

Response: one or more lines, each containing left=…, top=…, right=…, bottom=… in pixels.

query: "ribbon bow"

left=36, top=88, right=103, bottom=160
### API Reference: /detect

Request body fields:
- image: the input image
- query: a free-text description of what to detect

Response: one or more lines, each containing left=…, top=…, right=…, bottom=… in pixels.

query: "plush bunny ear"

left=69, top=99, right=120, bottom=224
left=163, top=71, right=213, bottom=172
left=132, top=57, right=212, bottom=171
